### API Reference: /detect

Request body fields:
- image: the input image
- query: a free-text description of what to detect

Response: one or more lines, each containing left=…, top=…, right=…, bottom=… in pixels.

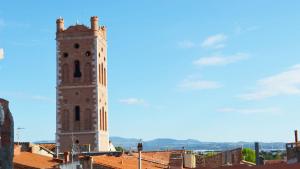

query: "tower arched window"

left=74, top=60, right=82, bottom=78
left=75, top=106, right=80, bottom=121
left=101, top=63, right=104, bottom=85
left=102, top=107, right=105, bottom=130
left=104, top=111, right=107, bottom=131
left=104, top=68, right=106, bottom=86
left=99, top=109, right=102, bottom=130
left=99, top=64, right=102, bottom=84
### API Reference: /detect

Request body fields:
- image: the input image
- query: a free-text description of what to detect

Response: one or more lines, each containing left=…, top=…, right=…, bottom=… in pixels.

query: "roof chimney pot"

left=64, top=152, right=70, bottom=163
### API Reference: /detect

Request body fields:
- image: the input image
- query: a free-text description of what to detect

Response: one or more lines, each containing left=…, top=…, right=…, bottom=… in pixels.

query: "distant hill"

left=35, top=137, right=286, bottom=151
left=110, top=136, right=286, bottom=151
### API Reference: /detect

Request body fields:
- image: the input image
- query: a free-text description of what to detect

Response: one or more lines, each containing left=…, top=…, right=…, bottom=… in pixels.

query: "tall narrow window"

left=75, top=106, right=80, bottom=121
left=102, top=107, right=105, bottom=130
left=99, top=64, right=102, bottom=84
left=74, top=60, right=82, bottom=78
left=104, top=111, right=107, bottom=131
left=101, top=63, right=104, bottom=85
left=104, top=68, right=106, bottom=86
left=99, top=109, right=102, bottom=130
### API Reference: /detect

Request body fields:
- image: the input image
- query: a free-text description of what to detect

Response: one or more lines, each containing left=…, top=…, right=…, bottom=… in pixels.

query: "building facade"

left=56, top=16, right=109, bottom=152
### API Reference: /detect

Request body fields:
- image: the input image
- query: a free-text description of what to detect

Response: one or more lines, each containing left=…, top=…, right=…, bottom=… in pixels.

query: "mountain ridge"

left=34, top=136, right=286, bottom=151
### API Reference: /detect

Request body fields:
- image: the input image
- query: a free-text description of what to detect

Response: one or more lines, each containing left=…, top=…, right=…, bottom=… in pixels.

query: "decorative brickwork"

left=56, top=16, right=109, bottom=153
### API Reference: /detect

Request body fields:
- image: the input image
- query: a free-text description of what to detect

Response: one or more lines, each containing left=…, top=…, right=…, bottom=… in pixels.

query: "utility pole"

left=137, top=141, right=143, bottom=169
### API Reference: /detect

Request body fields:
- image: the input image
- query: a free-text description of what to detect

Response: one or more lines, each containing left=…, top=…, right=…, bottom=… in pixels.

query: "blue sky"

left=0, top=0, right=300, bottom=143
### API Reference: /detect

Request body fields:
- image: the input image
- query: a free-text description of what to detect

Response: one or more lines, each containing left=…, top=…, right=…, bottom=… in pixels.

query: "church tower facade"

left=56, top=16, right=109, bottom=152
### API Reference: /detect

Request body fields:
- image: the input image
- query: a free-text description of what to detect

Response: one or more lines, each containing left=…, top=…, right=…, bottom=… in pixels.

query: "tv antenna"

left=16, top=127, right=25, bottom=145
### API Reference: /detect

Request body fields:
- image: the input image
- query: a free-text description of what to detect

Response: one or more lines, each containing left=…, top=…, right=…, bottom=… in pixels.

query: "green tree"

left=115, top=146, right=125, bottom=152
left=205, top=152, right=217, bottom=158
left=242, top=148, right=256, bottom=163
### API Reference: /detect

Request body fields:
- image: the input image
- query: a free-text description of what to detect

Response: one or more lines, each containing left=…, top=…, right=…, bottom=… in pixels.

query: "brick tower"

left=56, top=16, right=109, bottom=152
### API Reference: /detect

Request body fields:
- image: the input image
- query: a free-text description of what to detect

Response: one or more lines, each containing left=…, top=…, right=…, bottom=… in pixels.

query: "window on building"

left=104, top=68, right=106, bottom=86
left=63, top=52, right=68, bottom=58
left=99, top=109, right=102, bottom=130
left=104, top=111, right=107, bottom=131
left=85, top=51, right=91, bottom=57
left=74, top=43, right=80, bottom=49
left=99, top=64, right=103, bottom=84
left=101, top=63, right=104, bottom=85
left=75, top=106, right=80, bottom=121
left=74, top=60, right=82, bottom=78
left=102, top=107, right=105, bottom=130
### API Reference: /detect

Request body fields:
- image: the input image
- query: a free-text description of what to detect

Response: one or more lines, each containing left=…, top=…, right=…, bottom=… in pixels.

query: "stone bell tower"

left=56, top=16, right=109, bottom=152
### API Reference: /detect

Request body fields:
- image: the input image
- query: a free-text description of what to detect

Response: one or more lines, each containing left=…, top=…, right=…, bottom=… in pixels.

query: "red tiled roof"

left=132, top=151, right=172, bottom=165
left=93, top=154, right=168, bottom=169
left=13, top=152, right=60, bottom=169
left=38, top=144, right=56, bottom=152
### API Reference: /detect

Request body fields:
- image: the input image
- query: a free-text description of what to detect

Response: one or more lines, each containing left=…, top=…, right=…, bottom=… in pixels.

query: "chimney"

left=14, top=145, right=21, bottom=156
left=90, top=16, right=99, bottom=31
left=81, top=156, right=93, bottom=169
left=295, top=130, right=298, bottom=143
left=64, top=152, right=70, bottom=163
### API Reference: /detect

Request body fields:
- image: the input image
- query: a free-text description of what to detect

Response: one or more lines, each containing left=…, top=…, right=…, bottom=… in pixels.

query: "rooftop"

left=13, top=152, right=60, bottom=168
left=93, top=154, right=169, bottom=169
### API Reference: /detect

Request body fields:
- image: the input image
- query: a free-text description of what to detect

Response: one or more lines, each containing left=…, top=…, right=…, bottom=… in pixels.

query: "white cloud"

left=193, top=53, right=249, bottom=66
left=178, top=78, right=222, bottom=90
left=0, top=48, right=3, bottom=60
left=119, top=98, right=146, bottom=105
left=217, top=107, right=281, bottom=115
left=239, top=64, right=300, bottom=100
left=178, top=40, right=196, bottom=49
left=201, top=34, right=227, bottom=49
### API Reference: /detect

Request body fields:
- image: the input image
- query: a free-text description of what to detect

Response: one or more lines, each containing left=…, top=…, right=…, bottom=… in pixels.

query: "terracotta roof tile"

left=132, top=151, right=172, bottom=165
left=13, top=152, right=60, bottom=168
left=38, top=144, right=56, bottom=152
left=93, top=154, right=168, bottom=169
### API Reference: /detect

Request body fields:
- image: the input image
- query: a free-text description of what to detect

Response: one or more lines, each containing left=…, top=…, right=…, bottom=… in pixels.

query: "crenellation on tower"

left=56, top=16, right=109, bottom=153
left=56, top=18, right=64, bottom=33
left=90, top=16, right=99, bottom=31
